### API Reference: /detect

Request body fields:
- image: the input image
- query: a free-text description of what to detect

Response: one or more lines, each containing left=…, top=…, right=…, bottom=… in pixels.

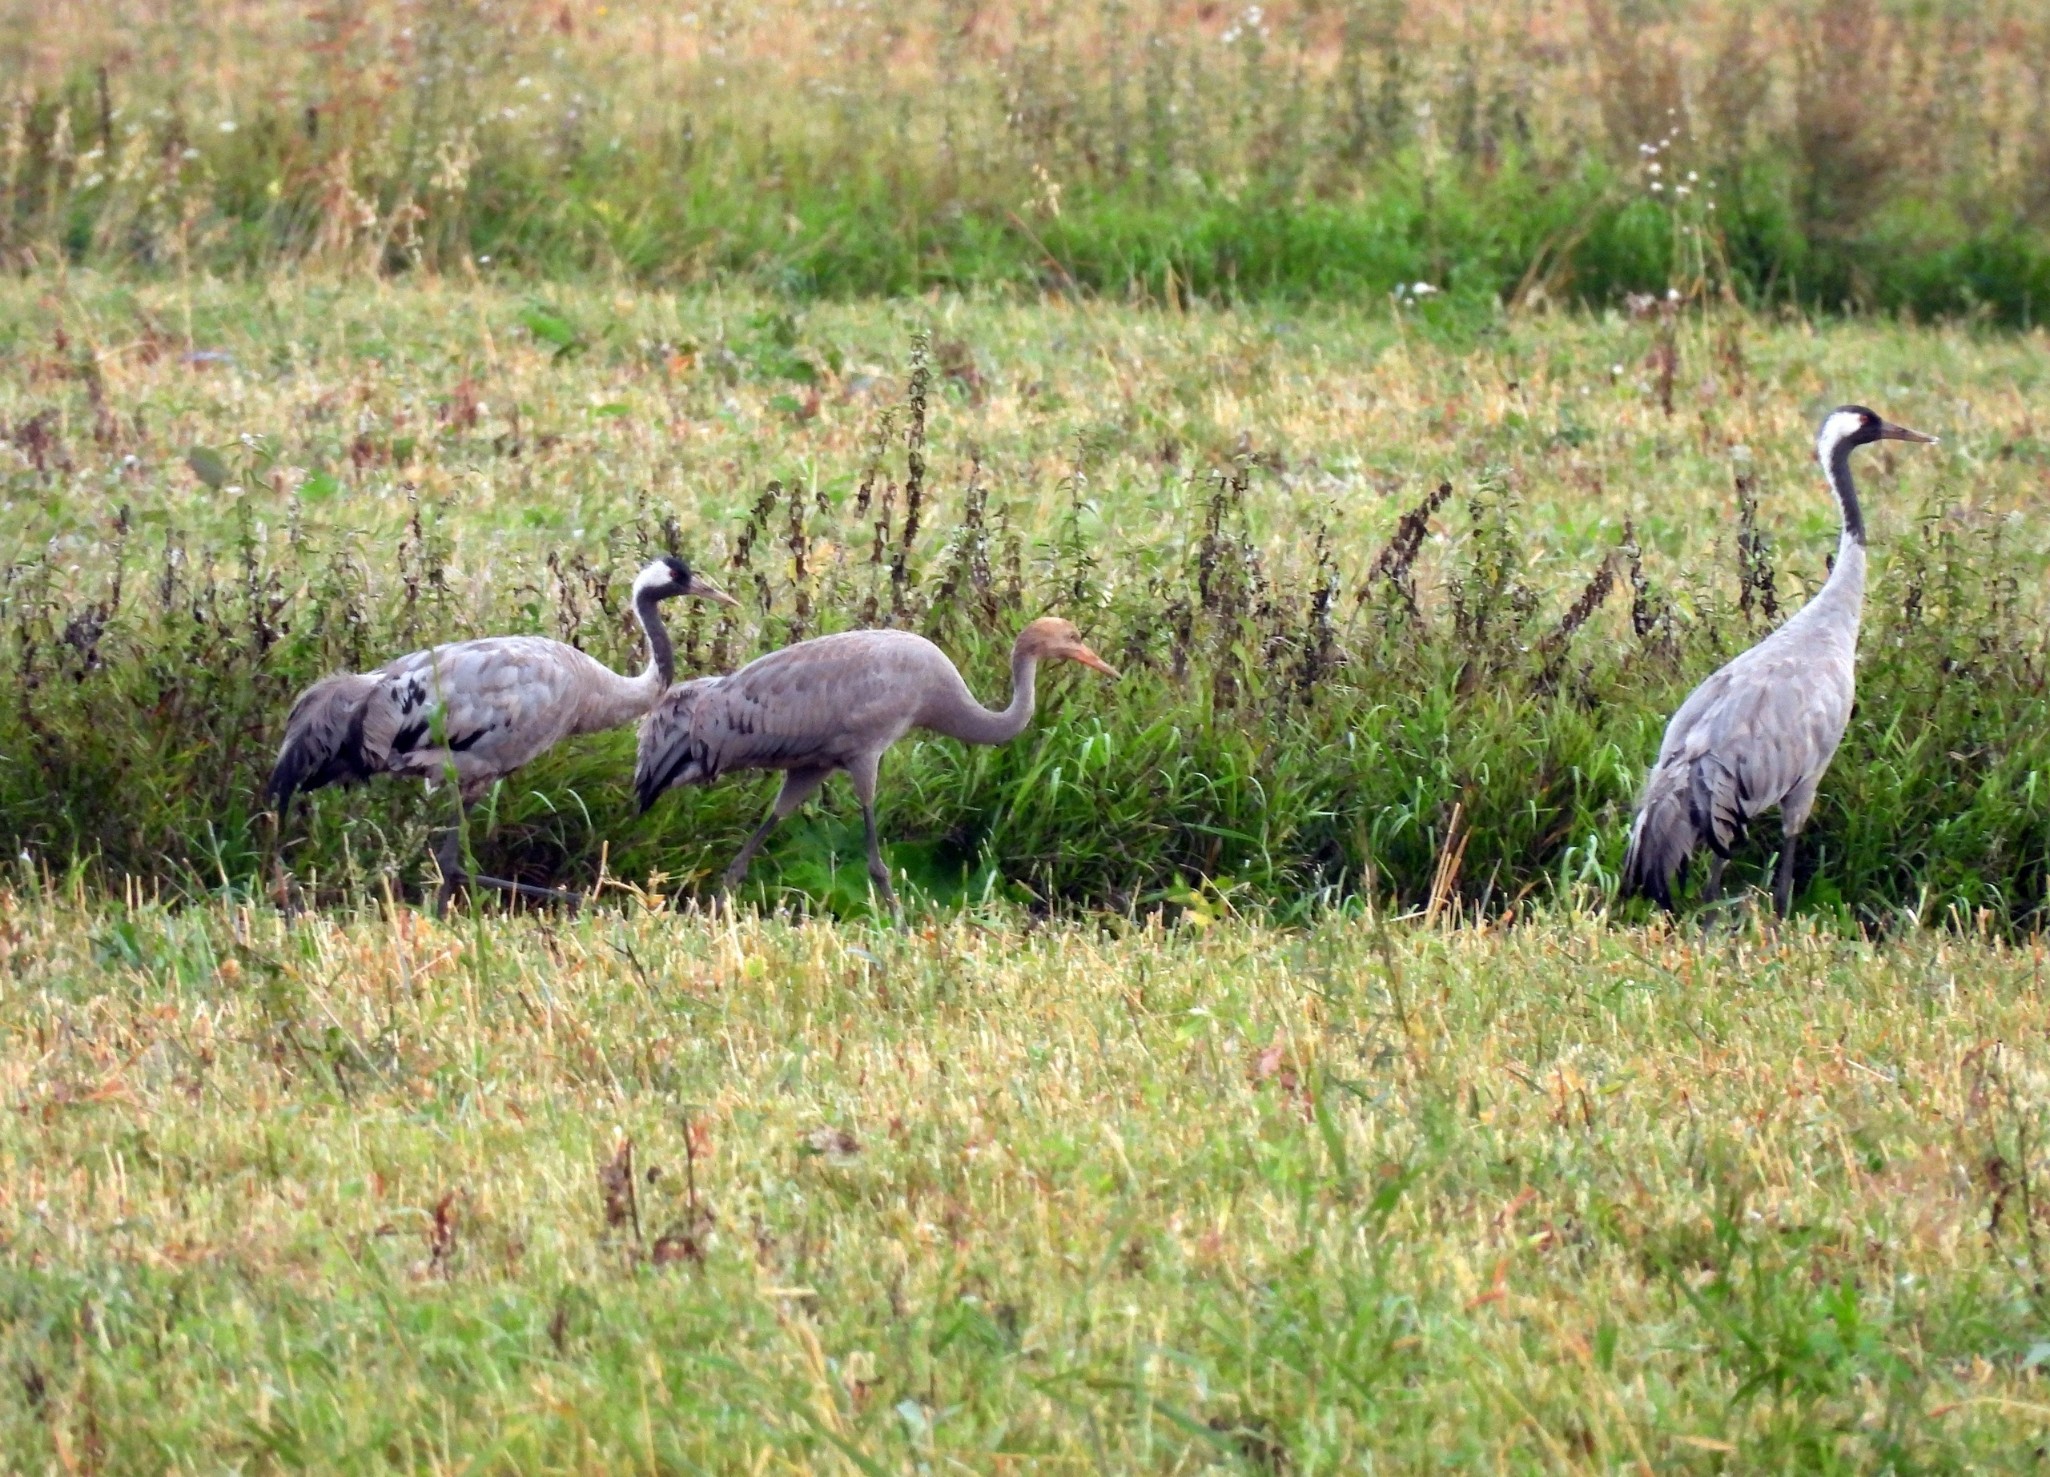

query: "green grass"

left=2, top=892, right=2048, bottom=1468
left=7, top=0, right=2050, bottom=319
left=1, top=275, right=2047, bottom=926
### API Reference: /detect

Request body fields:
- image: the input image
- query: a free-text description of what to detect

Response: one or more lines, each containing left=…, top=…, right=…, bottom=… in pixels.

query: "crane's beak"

left=688, top=573, right=741, bottom=608
left=1069, top=643, right=1120, bottom=679
left=1878, top=421, right=1938, bottom=445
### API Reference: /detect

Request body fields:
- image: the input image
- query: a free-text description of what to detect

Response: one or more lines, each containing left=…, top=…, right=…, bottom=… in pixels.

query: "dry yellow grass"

left=2, top=882, right=2048, bottom=1466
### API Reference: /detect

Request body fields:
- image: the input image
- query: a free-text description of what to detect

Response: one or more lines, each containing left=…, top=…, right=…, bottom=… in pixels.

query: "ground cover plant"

left=1, top=276, right=2046, bottom=925
left=4, top=0, right=2050, bottom=318
left=2, top=893, right=2049, bottom=1468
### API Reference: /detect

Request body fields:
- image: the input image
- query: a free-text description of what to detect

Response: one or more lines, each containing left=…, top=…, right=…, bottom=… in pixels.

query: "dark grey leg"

left=1772, top=833, right=1798, bottom=918
left=1700, top=854, right=1728, bottom=904
left=432, top=826, right=466, bottom=918
left=435, top=818, right=583, bottom=916
left=722, top=768, right=830, bottom=893
left=846, top=752, right=898, bottom=912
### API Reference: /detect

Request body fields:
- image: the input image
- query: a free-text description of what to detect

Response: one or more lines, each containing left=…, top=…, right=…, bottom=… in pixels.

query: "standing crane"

left=1623, top=405, right=1935, bottom=915
left=634, top=617, right=1119, bottom=907
left=268, top=554, right=736, bottom=912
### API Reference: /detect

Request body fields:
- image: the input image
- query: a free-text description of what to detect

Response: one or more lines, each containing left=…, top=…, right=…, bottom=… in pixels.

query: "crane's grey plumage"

left=268, top=554, right=735, bottom=910
left=1623, top=406, right=1935, bottom=915
left=636, top=616, right=1119, bottom=906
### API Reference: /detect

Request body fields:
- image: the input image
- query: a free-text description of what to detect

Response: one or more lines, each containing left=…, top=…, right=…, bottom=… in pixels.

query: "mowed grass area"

left=2, top=275, right=2048, bottom=919
left=3, top=281, right=2049, bottom=1464
left=1, top=892, right=2048, bottom=1468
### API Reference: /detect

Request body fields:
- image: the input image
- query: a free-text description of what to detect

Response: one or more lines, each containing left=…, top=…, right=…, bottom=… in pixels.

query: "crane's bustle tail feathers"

left=1622, top=762, right=1699, bottom=912
left=1685, top=755, right=1746, bottom=858
left=634, top=682, right=717, bottom=811
left=267, top=673, right=378, bottom=818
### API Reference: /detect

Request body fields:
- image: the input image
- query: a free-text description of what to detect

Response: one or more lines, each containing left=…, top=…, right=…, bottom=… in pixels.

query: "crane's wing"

left=363, top=636, right=587, bottom=781
left=635, top=631, right=943, bottom=808
left=635, top=677, right=724, bottom=807
left=1624, top=636, right=1854, bottom=904
left=1657, top=641, right=1853, bottom=849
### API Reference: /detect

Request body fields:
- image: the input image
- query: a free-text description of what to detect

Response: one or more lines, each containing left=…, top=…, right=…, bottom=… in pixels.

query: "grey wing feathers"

left=635, top=630, right=943, bottom=810
left=635, top=678, right=723, bottom=809
left=362, top=638, right=585, bottom=783
left=271, top=637, right=594, bottom=812
left=1622, top=642, right=1853, bottom=907
left=267, top=672, right=380, bottom=817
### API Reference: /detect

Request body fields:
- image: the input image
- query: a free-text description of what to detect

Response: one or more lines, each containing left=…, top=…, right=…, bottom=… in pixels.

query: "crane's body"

left=268, top=555, right=735, bottom=910
left=273, top=635, right=678, bottom=804
left=637, top=618, right=1117, bottom=906
left=1623, top=407, right=1934, bottom=915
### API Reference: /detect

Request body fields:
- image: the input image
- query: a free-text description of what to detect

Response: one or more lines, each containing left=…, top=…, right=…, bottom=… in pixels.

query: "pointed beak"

left=1878, top=421, right=1938, bottom=445
left=688, top=573, right=741, bottom=608
left=1069, top=644, right=1120, bottom=679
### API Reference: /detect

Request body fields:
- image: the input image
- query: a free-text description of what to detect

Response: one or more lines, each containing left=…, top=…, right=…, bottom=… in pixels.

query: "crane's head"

left=632, top=554, right=739, bottom=607
left=1018, top=616, right=1120, bottom=678
left=1818, top=405, right=1938, bottom=463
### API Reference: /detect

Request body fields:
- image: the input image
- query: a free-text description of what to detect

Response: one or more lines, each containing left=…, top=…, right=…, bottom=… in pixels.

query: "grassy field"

left=5, top=0, right=2050, bottom=317
left=2, top=265, right=2050, bottom=1466
left=1, top=893, right=2048, bottom=1468
left=2, top=275, right=2047, bottom=924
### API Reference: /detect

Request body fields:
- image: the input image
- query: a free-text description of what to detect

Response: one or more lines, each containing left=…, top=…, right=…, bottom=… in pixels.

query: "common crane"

left=1623, top=406, right=1935, bottom=915
left=268, top=554, right=736, bottom=912
left=635, top=617, right=1119, bottom=907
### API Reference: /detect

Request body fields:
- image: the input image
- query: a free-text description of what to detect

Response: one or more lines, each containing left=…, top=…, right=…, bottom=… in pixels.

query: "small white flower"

left=1650, top=181, right=1664, bottom=192
left=1411, top=281, right=1439, bottom=297
left=1687, top=170, right=1699, bottom=182
left=1647, top=162, right=1662, bottom=176
left=218, top=119, right=237, bottom=133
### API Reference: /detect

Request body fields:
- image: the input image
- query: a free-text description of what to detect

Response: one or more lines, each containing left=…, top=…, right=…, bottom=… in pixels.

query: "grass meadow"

left=0, top=272, right=2046, bottom=1470
left=3, top=895, right=2050, bottom=1468
left=3, top=2, right=2050, bottom=1468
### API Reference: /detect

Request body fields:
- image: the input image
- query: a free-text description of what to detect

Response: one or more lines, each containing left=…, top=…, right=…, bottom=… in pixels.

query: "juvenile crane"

left=1623, top=406, right=1935, bottom=915
left=635, top=617, right=1119, bottom=907
left=268, top=554, right=736, bottom=912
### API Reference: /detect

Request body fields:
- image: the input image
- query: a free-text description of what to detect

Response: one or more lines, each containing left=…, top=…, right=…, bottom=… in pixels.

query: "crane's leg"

left=432, top=825, right=466, bottom=918
left=1772, top=834, right=1799, bottom=918
left=722, top=767, right=831, bottom=894
left=1772, top=783, right=1819, bottom=920
left=1699, top=853, right=1727, bottom=903
left=432, top=789, right=583, bottom=916
left=846, top=751, right=898, bottom=912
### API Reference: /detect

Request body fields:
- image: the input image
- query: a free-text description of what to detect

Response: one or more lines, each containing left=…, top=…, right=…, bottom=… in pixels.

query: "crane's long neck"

left=1816, top=434, right=1869, bottom=620
left=930, top=640, right=1042, bottom=747
left=579, top=591, right=676, bottom=731
left=1824, top=434, right=1867, bottom=551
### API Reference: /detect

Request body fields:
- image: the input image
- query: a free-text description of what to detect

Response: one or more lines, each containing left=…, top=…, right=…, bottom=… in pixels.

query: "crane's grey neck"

left=633, top=588, right=676, bottom=689
left=1818, top=420, right=1867, bottom=548
left=938, top=641, right=1041, bottom=747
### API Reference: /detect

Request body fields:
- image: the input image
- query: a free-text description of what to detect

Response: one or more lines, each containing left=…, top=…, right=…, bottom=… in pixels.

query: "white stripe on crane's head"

left=631, top=556, right=689, bottom=598
left=1815, top=406, right=1874, bottom=468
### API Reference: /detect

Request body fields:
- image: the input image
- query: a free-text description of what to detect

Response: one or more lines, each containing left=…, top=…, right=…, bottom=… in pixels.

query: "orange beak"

left=1068, top=643, right=1120, bottom=679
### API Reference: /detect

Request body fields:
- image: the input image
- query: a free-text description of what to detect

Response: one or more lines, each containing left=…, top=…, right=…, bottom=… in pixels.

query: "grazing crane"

left=635, top=617, right=1119, bottom=907
left=1623, top=405, right=1935, bottom=916
left=268, top=554, right=736, bottom=912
